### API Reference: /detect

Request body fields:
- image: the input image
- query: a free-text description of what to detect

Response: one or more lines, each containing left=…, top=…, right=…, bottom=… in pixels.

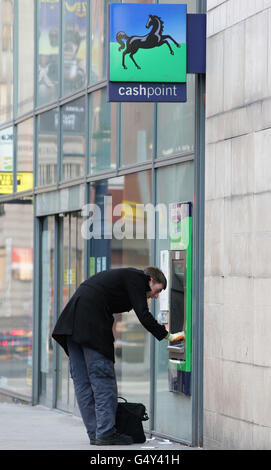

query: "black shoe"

left=90, top=438, right=97, bottom=445
left=95, top=432, right=133, bottom=446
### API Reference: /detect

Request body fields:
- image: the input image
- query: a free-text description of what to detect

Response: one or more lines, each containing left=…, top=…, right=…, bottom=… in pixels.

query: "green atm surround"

left=167, top=201, right=192, bottom=395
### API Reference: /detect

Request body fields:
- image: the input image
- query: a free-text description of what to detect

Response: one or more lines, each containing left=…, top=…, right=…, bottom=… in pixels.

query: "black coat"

left=52, top=268, right=168, bottom=362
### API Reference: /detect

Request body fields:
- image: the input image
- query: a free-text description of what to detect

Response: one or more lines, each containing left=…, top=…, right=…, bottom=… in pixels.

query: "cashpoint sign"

left=107, top=4, right=206, bottom=102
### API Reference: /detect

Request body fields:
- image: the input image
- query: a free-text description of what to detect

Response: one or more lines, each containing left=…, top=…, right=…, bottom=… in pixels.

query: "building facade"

left=0, top=0, right=205, bottom=447
left=3, top=0, right=271, bottom=451
left=204, top=0, right=271, bottom=449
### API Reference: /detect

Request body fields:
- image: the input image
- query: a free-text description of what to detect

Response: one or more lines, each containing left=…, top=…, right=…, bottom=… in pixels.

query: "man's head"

left=144, top=266, right=167, bottom=299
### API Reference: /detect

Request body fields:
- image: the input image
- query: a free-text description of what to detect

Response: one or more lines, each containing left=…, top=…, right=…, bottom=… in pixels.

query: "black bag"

left=115, top=397, right=149, bottom=443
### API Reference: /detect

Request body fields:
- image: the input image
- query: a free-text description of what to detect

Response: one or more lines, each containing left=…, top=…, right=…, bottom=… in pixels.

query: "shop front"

left=0, top=0, right=205, bottom=447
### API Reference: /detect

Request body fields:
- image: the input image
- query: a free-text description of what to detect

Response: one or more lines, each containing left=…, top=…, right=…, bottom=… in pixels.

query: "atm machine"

left=159, top=202, right=192, bottom=396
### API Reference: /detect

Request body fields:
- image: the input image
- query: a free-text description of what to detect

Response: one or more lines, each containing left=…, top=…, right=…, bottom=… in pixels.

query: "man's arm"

left=125, top=275, right=168, bottom=341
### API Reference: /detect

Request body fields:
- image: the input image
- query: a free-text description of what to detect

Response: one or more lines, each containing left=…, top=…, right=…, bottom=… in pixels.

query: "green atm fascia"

left=168, top=201, right=192, bottom=395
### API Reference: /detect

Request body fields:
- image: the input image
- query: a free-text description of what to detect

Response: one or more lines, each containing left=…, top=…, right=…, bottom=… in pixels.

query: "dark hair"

left=144, top=266, right=167, bottom=290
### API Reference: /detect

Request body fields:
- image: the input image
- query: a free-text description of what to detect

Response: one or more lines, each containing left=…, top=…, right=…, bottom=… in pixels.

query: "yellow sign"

left=64, top=1, right=87, bottom=17
left=17, top=172, right=33, bottom=193
left=64, top=268, right=76, bottom=285
left=0, top=172, right=13, bottom=194
left=0, top=172, right=33, bottom=194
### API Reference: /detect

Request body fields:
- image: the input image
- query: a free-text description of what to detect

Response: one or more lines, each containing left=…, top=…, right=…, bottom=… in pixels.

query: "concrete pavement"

left=0, top=401, right=193, bottom=451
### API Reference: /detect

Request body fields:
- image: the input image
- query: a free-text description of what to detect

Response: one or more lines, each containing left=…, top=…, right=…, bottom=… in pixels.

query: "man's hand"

left=167, top=331, right=185, bottom=342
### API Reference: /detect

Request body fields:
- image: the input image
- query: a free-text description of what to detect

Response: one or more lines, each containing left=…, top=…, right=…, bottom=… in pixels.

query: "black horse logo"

left=116, top=15, right=180, bottom=70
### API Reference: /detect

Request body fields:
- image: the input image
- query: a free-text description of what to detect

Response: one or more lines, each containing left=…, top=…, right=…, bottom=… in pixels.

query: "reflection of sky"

left=110, top=3, right=187, bottom=44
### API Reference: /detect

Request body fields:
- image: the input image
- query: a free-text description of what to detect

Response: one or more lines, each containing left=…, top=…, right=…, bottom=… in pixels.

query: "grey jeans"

left=67, top=336, right=118, bottom=440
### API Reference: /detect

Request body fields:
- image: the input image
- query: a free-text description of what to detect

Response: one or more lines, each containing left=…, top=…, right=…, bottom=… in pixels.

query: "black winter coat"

left=52, top=268, right=168, bottom=362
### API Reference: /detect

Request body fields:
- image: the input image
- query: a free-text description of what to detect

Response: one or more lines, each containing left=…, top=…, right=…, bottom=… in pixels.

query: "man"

left=52, top=266, right=184, bottom=446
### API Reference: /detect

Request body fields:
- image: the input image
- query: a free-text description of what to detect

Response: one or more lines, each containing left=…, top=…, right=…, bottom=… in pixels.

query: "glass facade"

left=57, top=211, right=84, bottom=412
left=89, top=89, right=117, bottom=174
left=16, top=118, right=34, bottom=192
left=154, top=162, right=194, bottom=442
left=37, top=0, right=60, bottom=107
left=40, top=215, right=55, bottom=407
left=0, top=198, right=33, bottom=397
left=157, top=76, right=195, bottom=158
left=61, top=96, right=86, bottom=181
left=120, top=103, right=154, bottom=166
left=89, top=0, right=110, bottom=84
left=62, top=0, right=87, bottom=97
left=0, top=0, right=13, bottom=124
left=0, top=127, right=13, bottom=191
left=0, top=0, right=204, bottom=446
left=17, top=0, right=34, bottom=116
left=37, top=108, right=58, bottom=186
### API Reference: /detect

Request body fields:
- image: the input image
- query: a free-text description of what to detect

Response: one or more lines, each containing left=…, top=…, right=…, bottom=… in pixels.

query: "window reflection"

left=0, top=127, right=13, bottom=195
left=37, top=0, right=60, bottom=106
left=154, top=162, right=194, bottom=438
left=89, top=89, right=117, bottom=174
left=159, top=0, right=197, bottom=11
left=121, top=103, right=154, bottom=166
left=17, top=0, right=34, bottom=116
left=0, top=0, right=13, bottom=124
left=17, top=119, right=34, bottom=192
left=37, top=109, right=58, bottom=187
left=62, top=0, right=87, bottom=96
left=57, top=211, right=83, bottom=412
left=40, top=216, right=55, bottom=407
left=123, top=0, right=155, bottom=3
left=157, top=76, right=195, bottom=157
left=0, top=199, right=33, bottom=397
left=87, top=171, right=152, bottom=410
left=62, top=97, right=85, bottom=181
left=90, top=0, right=112, bottom=83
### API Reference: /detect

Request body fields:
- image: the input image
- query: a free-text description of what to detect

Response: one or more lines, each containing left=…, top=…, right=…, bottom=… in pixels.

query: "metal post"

left=191, top=71, right=205, bottom=447
left=32, top=212, right=42, bottom=405
left=52, top=215, right=61, bottom=408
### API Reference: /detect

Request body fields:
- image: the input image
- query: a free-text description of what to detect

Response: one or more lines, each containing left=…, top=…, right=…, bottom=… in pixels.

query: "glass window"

left=120, top=103, right=154, bottom=166
left=16, top=119, right=34, bottom=192
left=89, top=88, right=117, bottom=174
left=37, top=0, right=60, bottom=106
left=123, top=0, right=155, bottom=3
left=90, top=0, right=115, bottom=83
left=56, top=211, right=83, bottom=412
left=0, top=127, right=13, bottom=195
left=37, top=109, right=58, bottom=187
left=159, top=0, right=197, bottom=12
left=86, top=171, right=152, bottom=416
left=17, top=0, right=34, bottom=116
left=61, top=97, right=85, bottom=181
left=0, top=0, right=13, bottom=124
left=0, top=198, right=33, bottom=397
left=40, top=215, right=55, bottom=407
left=62, top=0, right=87, bottom=97
left=154, top=162, right=194, bottom=442
left=157, top=76, right=195, bottom=158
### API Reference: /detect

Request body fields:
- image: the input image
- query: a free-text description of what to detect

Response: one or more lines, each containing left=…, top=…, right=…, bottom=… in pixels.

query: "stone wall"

left=204, top=0, right=271, bottom=449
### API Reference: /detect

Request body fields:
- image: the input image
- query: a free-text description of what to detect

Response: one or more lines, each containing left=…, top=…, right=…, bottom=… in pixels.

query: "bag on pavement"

left=116, top=396, right=149, bottom=443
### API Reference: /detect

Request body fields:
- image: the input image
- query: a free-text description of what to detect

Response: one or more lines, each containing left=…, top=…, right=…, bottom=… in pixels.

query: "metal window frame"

left=191, top=0, right=206, bottom=448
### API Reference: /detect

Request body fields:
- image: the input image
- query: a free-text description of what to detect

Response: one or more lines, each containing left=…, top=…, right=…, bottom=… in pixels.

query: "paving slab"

left=0, top=402, right=194, bottom=451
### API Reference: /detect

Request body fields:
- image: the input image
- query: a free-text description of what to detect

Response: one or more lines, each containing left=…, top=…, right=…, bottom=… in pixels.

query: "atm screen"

left=170, top=258, right=185, bottom=335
